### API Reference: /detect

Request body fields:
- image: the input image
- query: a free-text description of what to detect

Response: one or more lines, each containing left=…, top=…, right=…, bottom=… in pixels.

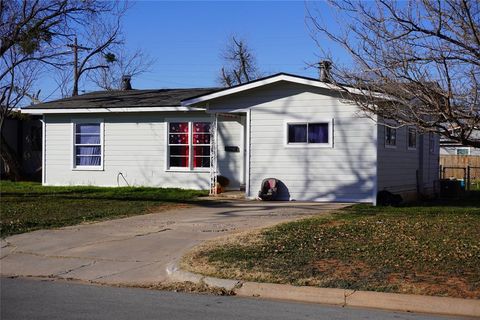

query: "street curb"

left=237, top=282, right=480, bottom=318
left=236, top=282, right=349, bottom=306
left=166, top=264, right=480, bottom=318
left=346, top=290, right=480, bottom=317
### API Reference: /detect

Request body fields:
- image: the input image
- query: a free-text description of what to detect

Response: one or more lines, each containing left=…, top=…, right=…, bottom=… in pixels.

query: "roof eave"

left=21, top=106, right=206, bottom=115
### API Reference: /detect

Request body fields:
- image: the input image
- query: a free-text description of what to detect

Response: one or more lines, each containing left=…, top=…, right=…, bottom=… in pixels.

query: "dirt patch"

left=314, top=259, right=369, bottom=277
left=121, top=281, right=235, bottom=296
left=387, top=272, right=480, bottom=299
left=312, top=259, right=480, bottom=299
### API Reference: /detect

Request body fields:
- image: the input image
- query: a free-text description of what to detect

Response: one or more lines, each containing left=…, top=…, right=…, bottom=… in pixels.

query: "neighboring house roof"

left=440, top=140, right=479, bottom=148
left=22, top=88, right=218, bottom=114
left=440, top=140, right=465, bottom=147
left=440, top=128, right=480, bottom=148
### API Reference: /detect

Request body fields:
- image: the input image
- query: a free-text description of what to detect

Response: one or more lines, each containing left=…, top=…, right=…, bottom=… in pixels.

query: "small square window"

left=385, top=127, right=397, bottom=147
left=286, top=121, right=332, bottom=146
left=456, top=148, right=470, bottom=155
left=408, top=127, right=417, bottom=149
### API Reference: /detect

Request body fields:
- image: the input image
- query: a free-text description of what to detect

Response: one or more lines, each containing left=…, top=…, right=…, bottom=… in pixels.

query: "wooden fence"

left=440, top=155, right=480, bottom=182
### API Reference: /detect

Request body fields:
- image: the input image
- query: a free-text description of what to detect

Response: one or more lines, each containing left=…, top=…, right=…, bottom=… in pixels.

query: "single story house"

left=21, top=73, right=440, bottom=204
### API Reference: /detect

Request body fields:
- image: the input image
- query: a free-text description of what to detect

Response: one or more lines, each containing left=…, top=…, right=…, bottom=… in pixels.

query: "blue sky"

left=40, top=1, right=350, bottom=101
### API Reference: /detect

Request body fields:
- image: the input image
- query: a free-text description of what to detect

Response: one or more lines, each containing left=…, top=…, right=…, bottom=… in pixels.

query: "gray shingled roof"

left=24, top=88, right=219, bottom=109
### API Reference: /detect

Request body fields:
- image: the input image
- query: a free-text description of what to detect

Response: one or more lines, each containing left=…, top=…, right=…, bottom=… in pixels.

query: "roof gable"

left=181, top=73, right=370, bottom=106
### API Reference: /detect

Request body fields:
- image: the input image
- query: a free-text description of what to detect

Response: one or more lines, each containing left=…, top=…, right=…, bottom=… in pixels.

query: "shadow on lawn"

left=0, top=183, right=209, bottom=204
left=409, top=190, right=480, bottom=208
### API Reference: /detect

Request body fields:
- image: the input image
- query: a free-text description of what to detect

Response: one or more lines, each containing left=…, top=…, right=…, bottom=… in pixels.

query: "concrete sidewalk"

left=1, top=200, right=345, bottom=285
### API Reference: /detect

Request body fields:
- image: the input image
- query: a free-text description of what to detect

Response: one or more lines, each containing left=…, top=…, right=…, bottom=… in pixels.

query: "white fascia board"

left=181, top=74, right=389, bottom=106
left=21, top=106, right=206, bottom=115
left=205, top=108, right=248, bottom=114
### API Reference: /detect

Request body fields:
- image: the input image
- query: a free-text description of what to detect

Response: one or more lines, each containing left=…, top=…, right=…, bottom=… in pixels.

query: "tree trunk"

left=0, top=131, right=24, bottom=181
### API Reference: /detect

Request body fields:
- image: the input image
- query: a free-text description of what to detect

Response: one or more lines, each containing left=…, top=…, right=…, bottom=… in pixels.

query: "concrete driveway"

left=1, top=201, right=347, bottom=286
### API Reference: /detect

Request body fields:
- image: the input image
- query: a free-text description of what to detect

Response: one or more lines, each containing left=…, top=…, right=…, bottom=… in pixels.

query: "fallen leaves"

left=185, top=203, right=480, bottom=299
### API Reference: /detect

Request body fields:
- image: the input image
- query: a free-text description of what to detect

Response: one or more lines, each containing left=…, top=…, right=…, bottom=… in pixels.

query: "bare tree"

left=54, top=67, right=73, bottom=98
left=88, top=48, right=155, bottom=91
left=307, top=0, right=480, bottom=148
left=50, top=2, right=130, bottom=96
left=0, top=0, right=119, bottom=179
left=218, top=36, right=260, bottom=87
left=68, top=3, right=129, bottom=96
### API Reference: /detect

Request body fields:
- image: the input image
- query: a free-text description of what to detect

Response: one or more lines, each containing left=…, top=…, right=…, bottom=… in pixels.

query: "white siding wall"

left=209, top=82, right=377, bottom=202
left=376, top=125, right=419, bottom=195
left=43, top=112, right=238, bottom=190
left=377, top=124, right=439, bottom=197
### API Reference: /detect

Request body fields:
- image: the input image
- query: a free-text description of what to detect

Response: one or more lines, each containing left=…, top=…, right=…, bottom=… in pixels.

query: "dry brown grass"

left=181, top=201, right=480, bottom=299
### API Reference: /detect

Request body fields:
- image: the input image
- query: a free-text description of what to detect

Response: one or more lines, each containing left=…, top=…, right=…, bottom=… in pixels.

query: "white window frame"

left=284, top=119, right=333, bottom=148
left=385, top=126, right=397, bottom=148
left=455, top=147, right=470, bottom=155
left=165, top=119, right=211, bottom=172
left=72, top=118, right=104, bottom=171
left=407, top=127, right=417, bottom=150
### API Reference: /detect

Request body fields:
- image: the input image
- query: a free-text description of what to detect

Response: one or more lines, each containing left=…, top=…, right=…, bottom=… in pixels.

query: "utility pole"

left=67, top=37, right=91, bottom=96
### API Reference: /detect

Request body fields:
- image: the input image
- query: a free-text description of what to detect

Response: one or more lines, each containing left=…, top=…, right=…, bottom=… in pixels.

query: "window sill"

left=165, top=168, right=210, bottom=173
left=385, top=144, right=397, bottom=149
left=72, top=166, right=104, bottom=171
left=407, top=147, right=417, bottom=151
left=284, top=143, right=333, bottom=148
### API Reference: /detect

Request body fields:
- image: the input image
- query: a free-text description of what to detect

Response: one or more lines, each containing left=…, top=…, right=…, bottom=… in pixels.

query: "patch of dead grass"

left=181, top=204, right=480, bottom=299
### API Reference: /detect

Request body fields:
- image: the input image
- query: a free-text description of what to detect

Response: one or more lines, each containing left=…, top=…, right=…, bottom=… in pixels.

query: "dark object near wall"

left=217, top=175, right=230, bottom=188
left=377, top=190, right=403, bottom=206
left=1, top=113, right=42, bottom=181
left=440, top=179, right=464, bottom=198
left=258, top=178, right=279, bottom=201
left=224, top=146, right=240, bottom=152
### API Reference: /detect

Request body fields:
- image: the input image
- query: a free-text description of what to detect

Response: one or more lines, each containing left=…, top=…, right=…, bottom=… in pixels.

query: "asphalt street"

left=0, top=278, right=465, bottom=320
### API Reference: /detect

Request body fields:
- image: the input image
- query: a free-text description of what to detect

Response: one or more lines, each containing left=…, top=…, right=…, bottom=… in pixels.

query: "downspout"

left=418, top=134, right=424, bottom=196
left=41, top=116, right=46, bottom=185
left=245, top=109, right=251, bottom=198
left=372, top=115, right=378, bottom=206
left=209, top=112, right=218, bottom=195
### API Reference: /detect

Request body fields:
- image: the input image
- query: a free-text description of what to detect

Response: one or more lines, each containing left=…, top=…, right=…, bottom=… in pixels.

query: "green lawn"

left=0, top=181, right=208, bottom=237
left=183, top=192, right=480, bottom=299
